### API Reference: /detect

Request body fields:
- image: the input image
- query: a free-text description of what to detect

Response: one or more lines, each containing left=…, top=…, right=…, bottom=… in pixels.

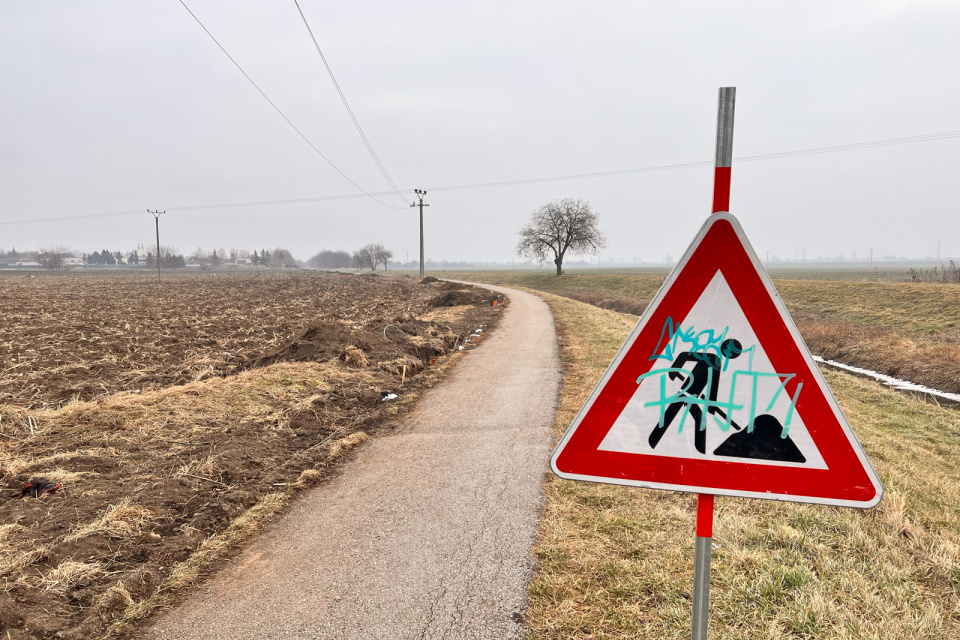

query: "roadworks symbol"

left=600, top=270, right=823, bottom=469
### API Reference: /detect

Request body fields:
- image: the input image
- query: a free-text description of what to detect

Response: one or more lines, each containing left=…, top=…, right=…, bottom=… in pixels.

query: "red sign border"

left=550, top=213, right=883, bottom=508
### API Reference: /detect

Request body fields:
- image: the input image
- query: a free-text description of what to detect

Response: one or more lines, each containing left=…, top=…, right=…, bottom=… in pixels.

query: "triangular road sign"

left=551, top=212, right=883, bottom=507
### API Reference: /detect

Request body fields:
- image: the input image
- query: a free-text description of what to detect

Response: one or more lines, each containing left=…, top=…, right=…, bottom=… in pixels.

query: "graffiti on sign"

left=598, top=271, right=826, bottom=469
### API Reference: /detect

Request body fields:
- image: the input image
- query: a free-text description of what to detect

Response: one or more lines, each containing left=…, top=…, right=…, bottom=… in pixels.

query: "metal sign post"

left=692, top=494, right=714, bottom=639
left=691, top=85, right=736, bottom=640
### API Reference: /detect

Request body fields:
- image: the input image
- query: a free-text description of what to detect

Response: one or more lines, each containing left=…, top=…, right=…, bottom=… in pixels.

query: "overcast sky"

left=2, top=0, right=958, bottom=263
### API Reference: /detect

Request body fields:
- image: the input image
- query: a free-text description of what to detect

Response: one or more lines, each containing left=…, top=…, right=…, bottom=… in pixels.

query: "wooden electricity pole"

left=148, top=210, right=165, bottom=282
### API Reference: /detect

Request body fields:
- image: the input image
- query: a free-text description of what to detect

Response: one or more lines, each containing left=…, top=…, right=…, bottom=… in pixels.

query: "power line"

left=2, top=128, right=958, bottom=226
left=429, top=129, right=960, bottom=192
left=177, top=0, right=403, bottom=209
left=292, top=0, right=408, bottom=205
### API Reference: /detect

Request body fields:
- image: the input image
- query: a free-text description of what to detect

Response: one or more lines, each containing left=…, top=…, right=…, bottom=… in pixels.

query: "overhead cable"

left=292, top=0, right=408, bottom=205
left=178, top=0, right=403, bottom=209
left=2, top=129, right=958, bottom=226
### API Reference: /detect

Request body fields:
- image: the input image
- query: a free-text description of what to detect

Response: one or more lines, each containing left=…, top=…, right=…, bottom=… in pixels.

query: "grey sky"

left=1, top=0, right=958, bottom=263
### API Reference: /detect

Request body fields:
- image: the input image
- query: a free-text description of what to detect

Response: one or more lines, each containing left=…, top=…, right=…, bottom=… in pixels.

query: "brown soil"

left=0, top=271, right=461, bottom=409
left=0, top=272, right=504, bottom=639
left=430, top=290, right=500, bottom=308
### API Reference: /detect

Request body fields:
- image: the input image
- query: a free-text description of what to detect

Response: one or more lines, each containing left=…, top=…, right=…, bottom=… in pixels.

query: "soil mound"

left=420, top=276, right=440, bottom=284
left=251, top=322, right=370, bottom=367
left=431, top=290, right=490, bottom=307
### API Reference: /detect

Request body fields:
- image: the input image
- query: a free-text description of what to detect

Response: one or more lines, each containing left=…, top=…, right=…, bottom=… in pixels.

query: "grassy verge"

left=439, top=271, right=960, bottom=395
left=522, top=291, right=960, bottom=639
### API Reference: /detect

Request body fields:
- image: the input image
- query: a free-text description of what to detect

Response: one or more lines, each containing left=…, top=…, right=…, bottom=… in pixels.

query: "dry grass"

left=776, top=279, right=960, bottom=339
left=341, top=345, right=369, bottom=368
left=441, top=271, right=960, bottom=341
left=96, top=582, right=134, bottom=620
left=100, top=491, right=290, bottom=639
left=40, top=560, right=104, bottom=592
left=1, top=445, right=122, bottom=476
left=65, top=499, right=153, bottom=543
left=445, top=271, right=960, bottom=395
left=0, top=525, right=50, bottom=589
left=1, top=545, right=50, bottom=586
left=328, top=430, right=371, bottom=458
left=96, top=431, right=373, bottom=638
left=795, top=317, right=960, bottom=394
left=523, top=291, right=960, bottom=639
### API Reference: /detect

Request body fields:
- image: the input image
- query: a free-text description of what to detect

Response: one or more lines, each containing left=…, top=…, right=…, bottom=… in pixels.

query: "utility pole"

left=411, top=189, right=429, bottom=278
left=148, top=210, right=165, bottom=282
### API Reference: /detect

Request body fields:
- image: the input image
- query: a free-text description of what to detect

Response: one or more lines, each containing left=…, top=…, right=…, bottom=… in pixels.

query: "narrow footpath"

left=145, top=285, right=561, bottom=640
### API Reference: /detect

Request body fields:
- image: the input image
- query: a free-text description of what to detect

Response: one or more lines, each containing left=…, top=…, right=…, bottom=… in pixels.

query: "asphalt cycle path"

left=146, top=284, right=561, bottom=640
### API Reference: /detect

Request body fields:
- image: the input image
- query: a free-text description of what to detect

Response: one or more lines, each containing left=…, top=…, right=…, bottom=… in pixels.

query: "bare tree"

left=38, top=245, right=71, bottom=271
left=353, top=247, right=374, bottom=270
left=517, top=198, right=606, bottom=275
left=368, top=244, right=393, bottom=270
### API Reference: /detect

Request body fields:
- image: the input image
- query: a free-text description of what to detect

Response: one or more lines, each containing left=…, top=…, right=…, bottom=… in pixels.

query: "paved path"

left=146, top=285, right=560, bottom=640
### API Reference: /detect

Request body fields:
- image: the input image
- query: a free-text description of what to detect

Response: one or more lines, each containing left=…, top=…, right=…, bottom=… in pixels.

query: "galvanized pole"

left=692, top=494, right=714, bottom=640
left=692, top=86, right=735, bottom=640
left=148, top=210, right=165, bottom=283
left=411, top=190, right=429, bottom=278
left=712, top=87, right=735, bottom=214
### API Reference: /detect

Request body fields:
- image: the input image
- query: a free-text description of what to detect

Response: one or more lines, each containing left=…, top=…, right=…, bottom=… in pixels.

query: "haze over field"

left=1, top=0, right=958, bottom=262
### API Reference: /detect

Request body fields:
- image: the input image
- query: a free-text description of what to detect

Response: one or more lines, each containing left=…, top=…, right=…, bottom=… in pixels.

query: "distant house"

left=63, top=257, right=84, bottom=266
left=234, top=258, right=252, bottom=266
left=14, top=261, right=41, bottom=267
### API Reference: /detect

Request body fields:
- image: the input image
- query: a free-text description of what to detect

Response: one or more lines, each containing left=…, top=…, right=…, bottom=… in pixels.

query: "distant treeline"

left=187, top=248, right=297, bottom=268
left=0, top=246, right=300, bottom=270
left=308, top=244, right=393, bottom=270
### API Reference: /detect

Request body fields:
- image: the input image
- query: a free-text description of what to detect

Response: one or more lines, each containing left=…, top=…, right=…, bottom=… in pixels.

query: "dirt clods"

left=431, top=290, right=492, bottom=307
left=252, top=322, right=369, bottom=367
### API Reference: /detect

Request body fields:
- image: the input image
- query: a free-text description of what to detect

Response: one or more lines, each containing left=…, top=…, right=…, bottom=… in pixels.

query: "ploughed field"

left=0, top=271, right=474, bottom=409
left=0, top=271, right=503, bottom=640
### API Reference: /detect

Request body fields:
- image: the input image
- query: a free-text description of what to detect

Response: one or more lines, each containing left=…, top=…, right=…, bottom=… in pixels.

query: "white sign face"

left=550, top=213, right=883, bottom=508
left=598, top=270, right=826, bottom=469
